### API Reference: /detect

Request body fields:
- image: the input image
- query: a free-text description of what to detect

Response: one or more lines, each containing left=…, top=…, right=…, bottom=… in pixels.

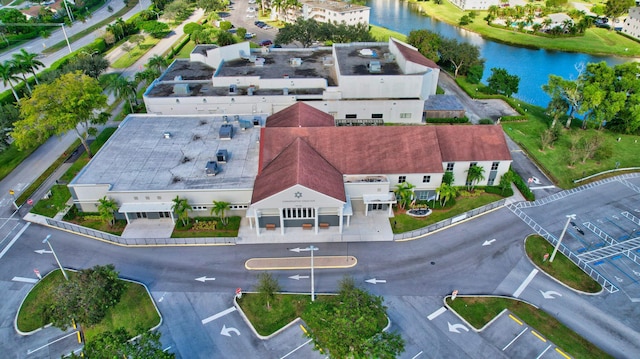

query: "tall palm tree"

left=97, top=196, right=118, bottom=227
left=146, top=54, right=168, bottom=73
left=436, top=183, right=457, bottom=207
left=211, top=200, right=231, bottom=226
left=105, top=76, right=138, bottom=113
left=172, top=195, right=191, bottom=227
left=10, top=58, right=31, bottom=95
left=12, top=49, right=44, bottom=85
left=394, top=182, right=415, bottom=210
left=135, top=68, right=161, bottom=86
left=466, top=164, right=486, bottom=191
left=0, top=62, right=21, bottom=103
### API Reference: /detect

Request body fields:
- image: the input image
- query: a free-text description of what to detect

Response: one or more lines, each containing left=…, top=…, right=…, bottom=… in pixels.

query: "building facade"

left=623, top=7, right=640, bottom=40
left=449, top=0, right=500, bottom=11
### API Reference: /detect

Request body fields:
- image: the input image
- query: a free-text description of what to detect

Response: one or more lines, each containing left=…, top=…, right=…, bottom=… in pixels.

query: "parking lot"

left=511, top=175, right=640, bottom=301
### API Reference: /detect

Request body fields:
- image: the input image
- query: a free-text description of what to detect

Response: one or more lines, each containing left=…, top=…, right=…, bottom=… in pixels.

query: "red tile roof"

left=251, top=138, right=345, bottom=204
left=435, top=125, right=511, bottom=161
left=266, top=102, right=335, bottom=127
left=391, top=38, right=439, bottom=69
left=259, top=126, right=444, bottom=175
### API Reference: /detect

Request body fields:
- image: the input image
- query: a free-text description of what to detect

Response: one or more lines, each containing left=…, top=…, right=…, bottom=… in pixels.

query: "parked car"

left=258, top=39, right=273, bottom=47
left=247, top=7, right=256, bottom=12
left=244, top=32, right=256, bottom=39
left=246, top=13, right=255, bottom=18
left=255, top=21, right=266, bottom=28
left=263, top=25, right=272, bottom=29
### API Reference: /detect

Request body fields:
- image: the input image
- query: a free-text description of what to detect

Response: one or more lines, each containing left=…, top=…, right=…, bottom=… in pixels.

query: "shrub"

left=478, top=119, right=494, bottom=124
left=511, top=170, right=535, bottom=201
left=483, top=185, right=513, bottom=197
left=426, top=117, right=469, bottom=124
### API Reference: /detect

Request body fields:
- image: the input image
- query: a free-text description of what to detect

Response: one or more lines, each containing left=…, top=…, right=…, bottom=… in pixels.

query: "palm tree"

left=146, top=54, right=168, bottom=73
left=466, top=164, right=486, bottom=191
left=10, top=58, right=31, bottom=95
left=211, top=200, right=231, bottom=226
left=97, top=196, right=118, bottom=227
left=105, top=76, right=138, bottom=113
left=394, top=182, right=415, bottom=210
left=12, top=49, right=44, bottom=85
left=172, top=195, right=191, bottom=227
left=0, top=62, right=21, bottom=103
left=436, top=184, right=457, bottom=207
left=542, top=17, right=552, bottom=30
left=135, top=68, right=161, bottom=86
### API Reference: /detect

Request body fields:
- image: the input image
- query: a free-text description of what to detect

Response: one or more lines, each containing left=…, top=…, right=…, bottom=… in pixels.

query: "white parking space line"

left=410, top=350, right=424, bottom=359
left=27, top=331, right=78, bottom=354
left=201, top=306, right=236, bottom=325
left=427, top=306, right=447, bottom=320
left=513, top=269, right=538, bottom=298
left=0, top=222, right=29, bottom=260
left=280, top=338, right=312, bottom=359
left=536, top=344, right=552, bottom=359
left=12, top=277, right=38, bottom=284
left=502, top=327, right=528, bottom=351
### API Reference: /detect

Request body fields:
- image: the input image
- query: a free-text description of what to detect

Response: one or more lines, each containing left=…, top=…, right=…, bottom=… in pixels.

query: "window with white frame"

left=446, top=162, right=454, bottom=172
left=491, top=162, right=499, bottom=171
left=283, top=208, right=315, bottom=219
left=400, top=113, right=411, bottom=119
left=423, top=175, right=431, bottom=183
left=398, top=176, right=406, bottom=183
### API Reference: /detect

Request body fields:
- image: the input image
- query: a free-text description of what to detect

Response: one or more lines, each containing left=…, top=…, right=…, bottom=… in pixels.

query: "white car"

left=246, top=13, right=255, bottom=18
left=247, top=7, right=256, bottom=12
left=248, top=0, right=256, bottom=3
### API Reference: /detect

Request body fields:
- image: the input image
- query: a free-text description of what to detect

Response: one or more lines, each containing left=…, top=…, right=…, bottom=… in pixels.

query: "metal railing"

left=46, top=218, right=236, bottom=246
left=393, top=199, right=506, bottom=240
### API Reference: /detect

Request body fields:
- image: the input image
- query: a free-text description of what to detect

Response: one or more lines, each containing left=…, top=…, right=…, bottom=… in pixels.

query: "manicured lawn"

left=16, top=270, right=160, bottom=343
left=30, top=185, right=72, bottom=218
left=446, top=296, right=612, bottom=359
left=370, top=25, right=407, bottom=42
left=236, top=293, right=309, bottom=336
left=525, top=235, right=601, bottom=293
left=64, top=209, right=127, bottom=235
left=0, top=145, right=38, bottom=183
left=171, top=216, right=241, bottom=237
left=392, top=191, right=504, bottom=233
left=110, top=37, right=162, bottom=68
left=414, top=1, right=640, bottom=57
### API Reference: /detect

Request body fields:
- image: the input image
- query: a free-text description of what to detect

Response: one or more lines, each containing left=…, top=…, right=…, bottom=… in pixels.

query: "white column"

left=255, top=209, right=261, bottom=237
left=125, top=212, right=131, bottom=224
left=314, top=207, right=319, bottom=234
left=365, top=203, right=369, bottom=217
left=338, top=206, right=344, bottom=234
left=279, top=208, right=285, bottom=235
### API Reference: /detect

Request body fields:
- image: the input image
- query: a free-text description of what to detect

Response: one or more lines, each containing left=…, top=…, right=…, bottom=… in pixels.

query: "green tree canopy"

left=302, top=276, right=405, bottom=358
left=487, top=67, right=520, bottom=97
left=276, top=18, right=321, bottom=48
left=71, top=328, right=174, bottom=359
left=604, top=0, right=635, bottom=21
left=13, top=71, right=108, bottom=157
left=211, top=200, right=231, bottom=226
left=255, top=272, right=280, bottom=310
left=407, top=29, right=442, bottom=62
left=438, top=38, right=484, bottom=78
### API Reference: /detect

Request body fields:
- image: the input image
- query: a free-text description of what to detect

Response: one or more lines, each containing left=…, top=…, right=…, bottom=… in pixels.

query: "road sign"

left=452, top=290, right=458, bottom=300
left=34, top=268, right=41, bottom=279
left=27, top=199, right=33, bottom=205
left=9, top=189, right=14, bottom=195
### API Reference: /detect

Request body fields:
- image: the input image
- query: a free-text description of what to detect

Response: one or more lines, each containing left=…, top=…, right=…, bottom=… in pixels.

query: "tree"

left=394, top=182, right=415, bottom=210
left=216, top=30, right=236, bottom=46
left=498, top=170, right=514, bottom=194
left=12, top=49, right=44, bottom=86
left=106, top=76, right=138, bottom=113
left=211, top=200, right=231, bottom=226
left=442, top=171, right=454, bottom=185
left=13, top=71, right=108, bottom=157
left=465, top=164, right=485, bottom=191
left=0, top=103, right=19, bottom=151
left=136, top=68, right=161, bottom=86
left=0, top=61, right=21, bottom=103
left=146, top=54, right=168, bottom=72
left=487, top=67, right=520, bottom=97
left=407, top=29, right=441, bottom=62
left=301, top=276, right=405, bottom=358
left=543, top=73, right=584, bottom=128
left=604, top=0, right=634, bottom=23
left=139, top=20, right=171, bottom=38
left=580, top=61, right=626, bottom=130
left=255, top=272, right=280, bottom=310
left=197, top=0, right=227, bottom=11
left=97, top=196, right=118, bottom=227
left=62, top=53, right=110, bottom=78
left=275, top=18, right=321, bottom=48
left=439, top=38, right=484, bottom=78
left=71, top=328, right=175, bottom=359
left=545, top=96, right=569, bottom=128
left=172, top=195, right=191, bottom=226
left=45, top=264, right=126, bottom=328
left=436, top=183, right=457, bottom=206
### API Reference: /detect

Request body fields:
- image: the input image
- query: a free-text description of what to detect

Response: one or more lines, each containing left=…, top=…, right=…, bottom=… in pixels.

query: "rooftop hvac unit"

left=163, top=132, right=171, bottom=139
left=383, top=52, right=396, bottom=62
left=255, top=57, right=265, bottom=66
left=283, top=88, right=289, bottom=95
left=248, top=86, right=255, bottom=96
left=253, top=117, right=261, bottom=126
left=368, top=61, right=382, bottom=73
left=289, top=57, right=303, bottom=66
left=216, top=149, right=228, bottom=163
left=322, top=56, right=334, bottom=66
left=219, top=124, right=234, bottom=139
left=229, top=84, right=237, bottom=95
left=223, top=115, right=229, bottom=123
left=205, top=161, right=220, bottom=176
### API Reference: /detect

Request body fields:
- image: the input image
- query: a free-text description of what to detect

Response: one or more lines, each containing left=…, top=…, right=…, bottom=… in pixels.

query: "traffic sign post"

left=34, top=268, right=41, bottom=280
left=452, top=290, right=458, bottom=301
left=543, top=253, right=549, bottom=262
left=9, top=189, right=18, bottom=210
left=235, top=287, right=242, bottom=299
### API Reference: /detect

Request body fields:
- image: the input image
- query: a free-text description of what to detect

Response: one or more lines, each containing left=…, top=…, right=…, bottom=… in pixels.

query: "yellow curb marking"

left=508, top=314, right=523, bottom=326
left=245, top=256, right=357, bottom=270
left=555, top=348, right=571, bottom=359
left=531, top=330, right=546, bottom=342
left=299, top=324, right=308, bottom=335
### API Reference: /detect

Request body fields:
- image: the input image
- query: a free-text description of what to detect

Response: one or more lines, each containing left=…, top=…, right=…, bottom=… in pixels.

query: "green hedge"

left=426, top=117, right=469, bottom=124
left=511, top=169, right=535, bottom=201
left=483, top=185, right=513, bottom=197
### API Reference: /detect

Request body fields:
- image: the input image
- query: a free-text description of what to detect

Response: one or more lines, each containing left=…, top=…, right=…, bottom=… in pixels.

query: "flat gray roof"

left=71, top=114, right=263, bottom=191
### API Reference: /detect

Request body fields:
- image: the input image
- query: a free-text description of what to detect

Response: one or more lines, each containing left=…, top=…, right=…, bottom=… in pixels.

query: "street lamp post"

left=550, top=214, right=576, bottom=263
left=43, top=235, right=68, bottom=280
left=290, top=246, right=319, bottom=301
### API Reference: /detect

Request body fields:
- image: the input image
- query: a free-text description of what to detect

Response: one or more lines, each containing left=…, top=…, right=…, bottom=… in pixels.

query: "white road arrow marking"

left=365, top=278, right=387, bottom=284
left=34, top=249, right=53, bottom=255
left=540, top=290, right=563, bottom=299
left=221, top=324, right=241, bottom=337
left=289, top=274, right=309, bottom=280
left=482, top=239, right=496, bottom=246
left=195, top=276, right=215, bottom=282
left=202, top=307, right=237, bottom=325
left=447, top=322, right=469, bottom=333
left=289, top=246, right=318, bottom=253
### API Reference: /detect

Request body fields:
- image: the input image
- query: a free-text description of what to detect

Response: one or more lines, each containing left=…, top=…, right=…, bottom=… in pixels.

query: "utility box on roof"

left=219, top=124, right=233, bottom=139
left=216, top=149, right=228, bottom=163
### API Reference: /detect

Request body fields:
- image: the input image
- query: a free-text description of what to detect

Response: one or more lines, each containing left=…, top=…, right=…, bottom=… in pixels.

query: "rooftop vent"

left=359, top=48, right=375, bottom=57
left=283, top=88, right=289, bottom=95
left=219, top=124, right=233, bottom=140
left=383, top=52, right=396, bottom=62
left=322, top=56, right=334, bottom=66
left=248, top=86, right=255, bottom=96
left=229, top=84, right=237, bottom=95
left=239, top=119, right=253, bottom=130
left=368, top=61, right=382, bottom=73
left=289, top=58, right=303, bottom=67
left=205, top=161, right=220, bottom=176
left=216, top=149, right=228, bottom=163
left=255, top=57, right=265, bottom=66
left=253, top=117, right=261, bottom=126
left=163, top=132, right=171, bottom=139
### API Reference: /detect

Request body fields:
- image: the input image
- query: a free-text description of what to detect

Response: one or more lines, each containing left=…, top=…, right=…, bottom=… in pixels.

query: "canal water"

left=367, top=0, right=631, bottom=107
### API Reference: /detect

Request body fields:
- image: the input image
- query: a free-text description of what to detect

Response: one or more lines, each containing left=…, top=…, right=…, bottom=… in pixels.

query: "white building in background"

left=300, top=0, right=370, bottom=25
left=622, top=7, right=640, bottom=40
left=448, top=0, right=499, bottom=11
left=143, top=38, right=440, bottom=125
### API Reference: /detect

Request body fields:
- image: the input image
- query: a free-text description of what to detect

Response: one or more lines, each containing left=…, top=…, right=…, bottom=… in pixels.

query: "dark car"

left=255, top=21, right=266, bottom=28
left=258, top=39, right=273, bottom=47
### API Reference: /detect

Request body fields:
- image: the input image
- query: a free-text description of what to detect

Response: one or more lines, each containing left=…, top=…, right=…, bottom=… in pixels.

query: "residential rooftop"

left=70, top=114, right=264, bottom=191
left=301, top=0, right=369, bottom=13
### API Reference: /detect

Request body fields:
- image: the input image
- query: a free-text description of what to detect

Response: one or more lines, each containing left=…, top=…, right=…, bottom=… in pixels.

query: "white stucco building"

left=623, top=7, right=640, bottom=40
left=449, top=0, right=500, bottom=11
left=143, top=38, right=440, bottom=125
left=299, top=0, right=370, bottom=25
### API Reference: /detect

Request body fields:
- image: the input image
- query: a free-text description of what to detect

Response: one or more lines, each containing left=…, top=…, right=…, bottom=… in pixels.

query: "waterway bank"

left=408, top=0, right=640, bottom=58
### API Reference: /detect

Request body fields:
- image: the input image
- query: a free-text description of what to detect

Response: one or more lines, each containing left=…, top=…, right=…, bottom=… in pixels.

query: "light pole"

left=43, top=235, right=68, bottom=280
left=290, top=246, right=319, bottom=301
left=550, top=214, right=576, bottom=263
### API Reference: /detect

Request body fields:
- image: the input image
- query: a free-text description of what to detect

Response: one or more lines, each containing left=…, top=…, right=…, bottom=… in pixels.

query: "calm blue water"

left=367, top=0, right=632, bottom=107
